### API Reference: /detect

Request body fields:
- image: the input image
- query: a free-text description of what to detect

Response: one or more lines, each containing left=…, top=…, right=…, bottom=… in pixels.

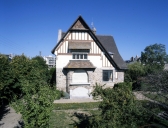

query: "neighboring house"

left=0, top=53, right=13, bottom=61
left=43, top=55, right=56, bottom=68
left=125, top=55, right=141, bottom=64
left=51, top=16, right=127, bottom=99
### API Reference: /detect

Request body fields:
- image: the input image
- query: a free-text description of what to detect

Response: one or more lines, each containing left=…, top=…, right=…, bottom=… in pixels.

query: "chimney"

left=91, top=22, right=96, bottom=34
left=57, top=29, right=62, bottom=43
left=92, top=27, right=96, bottom=34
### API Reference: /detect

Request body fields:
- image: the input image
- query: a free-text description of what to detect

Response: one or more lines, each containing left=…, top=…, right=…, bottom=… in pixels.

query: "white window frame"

left=115, top=72, right=118, bottom=79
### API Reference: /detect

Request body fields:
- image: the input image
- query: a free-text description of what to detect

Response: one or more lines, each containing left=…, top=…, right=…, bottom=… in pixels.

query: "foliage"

left=125, top=62, right=146, bottom=82
left=8, top=55, right=60, bottom=127
left=114, top=82, right=132, bottom=91
left=78, top=83, right=149, bottom=128
left=0, top=54, right=61, bottom=127
left=9, top=55, right=47, bottom=99
left=49, top=67, right=56, bottom=86
left=32, top=56, right=50, bottom=82
left=139, top=70, right=168, bottom=93
left=12, top=81, right=61, bottom=128
left=138, top=70, right=168, bottom=127
left=0, top=55, right=14, bottom=106
left=141, top=43, right=168, bottom=73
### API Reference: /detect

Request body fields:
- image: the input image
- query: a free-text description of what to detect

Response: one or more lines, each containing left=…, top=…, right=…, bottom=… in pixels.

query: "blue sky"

left=0, top=0, right=168, bottom=60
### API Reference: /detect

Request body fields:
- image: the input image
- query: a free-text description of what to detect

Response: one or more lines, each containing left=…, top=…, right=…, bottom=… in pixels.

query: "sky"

left=0, top=0, right=168, bottom=60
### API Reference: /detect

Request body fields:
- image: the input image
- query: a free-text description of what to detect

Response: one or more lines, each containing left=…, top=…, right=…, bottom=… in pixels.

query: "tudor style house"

left=51, top=16, right=127, bottom=99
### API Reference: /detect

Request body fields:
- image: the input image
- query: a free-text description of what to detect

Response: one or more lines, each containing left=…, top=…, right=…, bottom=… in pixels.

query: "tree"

left=138, top=70, right=168, bottom=127
left=9, top=55, right=61, bottom=127
left=141, top=43, right=168, bottom=73
left=0, top=55, right=14, bottom=106
left=125, top=62, right=146, bottom=82
left=32, top=56, right=50, bottom=82
left=0, top=54, right=61, bottom=127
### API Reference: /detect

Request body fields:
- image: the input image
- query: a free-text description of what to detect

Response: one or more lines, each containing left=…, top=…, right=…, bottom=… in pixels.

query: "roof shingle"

left=96, top=35, right=127, bottom=69
left=64, top=60, right=96, bottom=68
left=69, top=42, right=91, bottom=49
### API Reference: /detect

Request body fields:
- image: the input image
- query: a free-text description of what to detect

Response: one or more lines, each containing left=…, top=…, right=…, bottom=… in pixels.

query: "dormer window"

left=108, top=52, right=114, bottom=58
left=68, top=41, right=90, bottom=60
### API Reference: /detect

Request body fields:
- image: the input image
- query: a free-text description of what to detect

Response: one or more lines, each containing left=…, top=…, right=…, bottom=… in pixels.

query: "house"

left=0, top=53, right=13, bottom=61
left=51, top=16, right=127, bottom=99
left=125, top=55, right=141, bottom=64
left=43, top=55, right=56, bottom=68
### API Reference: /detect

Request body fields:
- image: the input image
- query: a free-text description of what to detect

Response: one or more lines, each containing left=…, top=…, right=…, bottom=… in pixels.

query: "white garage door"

left=70, top=87, right=91, bottom=99
left=72, top=69, right=88, bottom=83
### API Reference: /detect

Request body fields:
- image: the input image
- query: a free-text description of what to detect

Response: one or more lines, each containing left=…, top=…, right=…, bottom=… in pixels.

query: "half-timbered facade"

left=51, top=16, right=127, bottom=99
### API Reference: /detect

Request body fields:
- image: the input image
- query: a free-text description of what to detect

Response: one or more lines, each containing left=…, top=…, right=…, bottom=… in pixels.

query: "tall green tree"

left=32, top=56, right=49, bottom=82
left=9, top=55, right=61, bottom=127
left=0, top=55, right=14, bottom=105
left=141, top=43, right=168, bottom=73
left=125, top=62, right=146, bottom=82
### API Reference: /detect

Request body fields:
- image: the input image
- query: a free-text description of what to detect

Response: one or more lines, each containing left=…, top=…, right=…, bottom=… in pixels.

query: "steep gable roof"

left=97, top=35, right=127, bottom=69
left=51, top=15, right=127, bottom=70
left=51, top=16, right=90, bottom=53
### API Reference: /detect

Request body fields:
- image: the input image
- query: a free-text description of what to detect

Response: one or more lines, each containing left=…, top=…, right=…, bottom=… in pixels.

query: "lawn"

left=49, top=102, right=100, bottom=128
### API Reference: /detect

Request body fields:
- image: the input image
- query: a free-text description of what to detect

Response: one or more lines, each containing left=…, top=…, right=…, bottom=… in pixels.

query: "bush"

left=0, top=55, right=62, bottom=127
left=114, top=82, right=132, bottom=91
left=82, top=83, right=150, bottom=128
left=11, top=81, right=61, bottom=128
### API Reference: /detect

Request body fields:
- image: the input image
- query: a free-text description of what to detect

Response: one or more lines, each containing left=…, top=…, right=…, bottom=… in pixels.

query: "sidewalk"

left=0, top=105, right=21, bottom=128
left=54, top=98, right=101, bottom=103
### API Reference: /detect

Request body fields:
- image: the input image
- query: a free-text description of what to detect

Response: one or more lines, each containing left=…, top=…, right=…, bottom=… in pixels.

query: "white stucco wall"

left=56, top=54, right=104, bottom=68
left=56, top=55, right=72, bottom=68
left=88, top=55, right=102, bottom=68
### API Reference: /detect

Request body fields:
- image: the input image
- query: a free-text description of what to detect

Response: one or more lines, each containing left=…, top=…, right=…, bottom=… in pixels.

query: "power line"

left=0, top=35, right=31, bottom=56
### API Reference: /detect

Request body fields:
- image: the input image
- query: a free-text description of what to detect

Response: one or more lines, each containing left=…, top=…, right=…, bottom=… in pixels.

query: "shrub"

left=83, top=83, right=149, bottom=128
left=12, top=81, right=61, bottom=128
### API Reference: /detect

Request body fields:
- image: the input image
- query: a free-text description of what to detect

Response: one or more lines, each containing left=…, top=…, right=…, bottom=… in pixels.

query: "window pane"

left=77, top=54, right=79, bottom=59
left=84, top=54, right=87, bottom=59
left=103, top=71, right=109, bottom=81
left=80, top=54, right=83, bottom=59
left=103, top=70, right=113, bottom=81
left=108, top=71, right=112, bottom=80
left=73, top=54, right=75, bottom=59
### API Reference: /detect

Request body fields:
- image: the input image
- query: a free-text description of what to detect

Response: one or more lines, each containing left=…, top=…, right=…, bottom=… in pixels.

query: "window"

left=72, top=69, right=88, bottom=83
left=103, top=70, right=113, bottom=81
left=70, top=49, right=89, bottom=60
left=72, top=53, right=88, bottom=59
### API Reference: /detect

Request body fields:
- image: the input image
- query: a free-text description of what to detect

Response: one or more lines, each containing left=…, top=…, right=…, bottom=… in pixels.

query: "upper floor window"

left=72, top=53, right=88, bottom=59
left=70, top=49, right=89, bottom=60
